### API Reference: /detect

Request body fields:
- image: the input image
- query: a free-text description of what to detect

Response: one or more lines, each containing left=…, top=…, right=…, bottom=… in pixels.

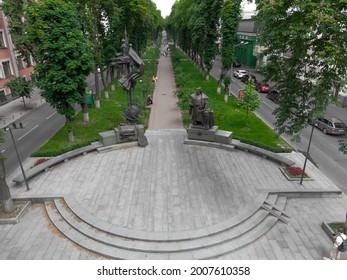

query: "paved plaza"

left=1, top=52, right=347, bottom=260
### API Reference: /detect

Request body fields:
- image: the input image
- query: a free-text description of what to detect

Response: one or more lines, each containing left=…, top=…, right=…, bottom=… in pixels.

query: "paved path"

left=148, top=55, right=184, bottom=129
left=1, top=47, right=347, bottom=260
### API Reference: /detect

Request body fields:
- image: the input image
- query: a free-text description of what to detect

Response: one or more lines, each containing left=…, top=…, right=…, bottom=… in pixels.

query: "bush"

left=33, top=158, right=50, bottom=167
left=175, top=88, right=194, bottom=111
left=236, top=138, right=293, bottom=153
left=31, top=139, right=97, bottom=157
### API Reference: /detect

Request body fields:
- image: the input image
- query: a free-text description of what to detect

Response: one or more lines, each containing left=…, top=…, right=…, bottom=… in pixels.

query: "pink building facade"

left=0, top=8, right=35, bottom=105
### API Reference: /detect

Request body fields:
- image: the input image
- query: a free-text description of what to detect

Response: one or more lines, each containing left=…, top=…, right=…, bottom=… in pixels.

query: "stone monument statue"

left=189, top=87, right=214, bottom=130
left=186, top=87, right=232, bottom=144
left=115, top=30, right=145, bottom=123
left=98, top=30, right=148, bottom=147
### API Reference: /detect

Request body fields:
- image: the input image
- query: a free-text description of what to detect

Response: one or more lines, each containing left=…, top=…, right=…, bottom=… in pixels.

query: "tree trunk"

left=22, top=96, right=26, bottom=109
left=66, top=117, right=74, bottom=143
left=68, top=130, right=74, bottom=143
left=0, top=157, right=14, bottom=214
left=94, top=67, right=101, bottom=109
left=206, top=72, right=210, bottom=81
left=82, top=91, right=89, bottom=123
left=217, top=71, right=222, bottom=94
left=110, top=67, right=115, bottom=92
left=100, top=68, right=109, bottom=100
left=334, top=84, right=340, bottom=99
left=224, top=86, right=229, bottom=103
left=83, top=112, right=89, bottom=123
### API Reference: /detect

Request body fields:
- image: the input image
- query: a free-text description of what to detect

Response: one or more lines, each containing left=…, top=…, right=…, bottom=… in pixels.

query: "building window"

left=16, top=55, right=24, bottom=70
left=2, top=61, right=13, bottom=78
left=0, top=31, right=6, bottom=48
left=0, top=89, right=7, bottom=104
left=0, top=64, right=4, bottom=79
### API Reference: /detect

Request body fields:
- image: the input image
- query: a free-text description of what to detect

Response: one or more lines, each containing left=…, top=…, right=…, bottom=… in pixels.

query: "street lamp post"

left=4, top=126, right=30, bottom=191
left=140, top=79, right=143, bottom=111
left=300, top=124, right=315, bottom=185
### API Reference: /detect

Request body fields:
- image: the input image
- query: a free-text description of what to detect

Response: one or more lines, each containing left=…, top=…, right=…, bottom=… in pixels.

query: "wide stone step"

left=46, top=200, right=280, bottom=259
left=45, top=193, right=288, bottom=259
left=63, top=192, right=269, bottom=242
left=44, top=201, right=166, bottom=259
left=54, top=198, right=271, bottom=253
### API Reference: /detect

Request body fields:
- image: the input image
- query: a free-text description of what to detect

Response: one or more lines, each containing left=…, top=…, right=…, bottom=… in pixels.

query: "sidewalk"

left=148, top=54, right=184, bottom=129
left=0, top=89, right=45, bottom=129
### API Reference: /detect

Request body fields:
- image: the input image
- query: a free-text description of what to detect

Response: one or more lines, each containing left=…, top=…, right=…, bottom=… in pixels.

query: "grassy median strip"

left=32, top=46, right=159, bottom=157
left=171, top=48, right=292, bottom=153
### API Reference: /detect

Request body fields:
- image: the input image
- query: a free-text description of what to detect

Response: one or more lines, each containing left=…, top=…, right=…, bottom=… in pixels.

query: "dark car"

left=233, top=61, right=241, bottom=67
left=308, top=116, right=346, bottom=135
left=241, top=74, right=257, bottom=84
left=266, top=90, right=279, bottom=103
left=255, top=82, right=271, bottom=93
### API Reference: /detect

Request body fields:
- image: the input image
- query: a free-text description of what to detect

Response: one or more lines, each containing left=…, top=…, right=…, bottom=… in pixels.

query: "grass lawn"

left=171, top=48, right=292, bottom=152
left=329, top=222, right=346, bottom=232
left=32, top=45, right=159, bottom=157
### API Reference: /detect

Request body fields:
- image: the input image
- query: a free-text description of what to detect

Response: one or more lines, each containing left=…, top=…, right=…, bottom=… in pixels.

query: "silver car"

left=309, top=116, right=346, bottom=135
left=233, top=69, right=248, bottom=79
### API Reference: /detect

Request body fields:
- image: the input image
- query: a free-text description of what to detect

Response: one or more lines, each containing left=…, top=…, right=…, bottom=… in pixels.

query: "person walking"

left=323, top=228, right=346, bottom=260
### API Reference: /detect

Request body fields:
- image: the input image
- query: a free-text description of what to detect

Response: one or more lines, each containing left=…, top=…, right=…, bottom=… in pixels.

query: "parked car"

left=233, top=69, right=248, bottom=79
left=241, top=74, right=257, bottom=84
left=308, top=116, right=346, bottom=135
left=255, top=82, right=271, bottom=93
left=266, top=90, right=279, bottom=103
left=233, top=61, right=241, bottom=67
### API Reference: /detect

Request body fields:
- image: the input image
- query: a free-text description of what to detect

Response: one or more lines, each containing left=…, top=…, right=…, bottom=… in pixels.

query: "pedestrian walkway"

left=1, top=46, right=347, bottom=260
left=148, top=54, right=184, bottom=129
left=0, top=89, right=45, bottom=129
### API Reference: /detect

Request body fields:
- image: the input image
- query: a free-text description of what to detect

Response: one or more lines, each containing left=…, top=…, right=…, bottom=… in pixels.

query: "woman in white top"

left=324, top=227, right=347, bottom=260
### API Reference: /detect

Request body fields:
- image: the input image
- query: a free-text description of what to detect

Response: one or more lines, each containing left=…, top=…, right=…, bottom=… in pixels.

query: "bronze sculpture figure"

left=189, top=87, right=214, bottom=129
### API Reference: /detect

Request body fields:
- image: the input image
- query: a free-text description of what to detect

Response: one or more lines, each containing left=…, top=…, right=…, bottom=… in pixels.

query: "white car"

left=233, top=69, right=248, bottom=79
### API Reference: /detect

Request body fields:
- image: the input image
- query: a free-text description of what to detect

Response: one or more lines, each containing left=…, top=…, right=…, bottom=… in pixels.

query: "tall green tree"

left=218, top=0, right=242, bottom=94
left=238, top=82, right=260, bottom=129
left=1, top=0, right=35, bottom=64
left=188, top=2, right=206, bottom=72
left=255, top=0, right=347, bottom=143
left=26, top=0, right=94, bottom=142
left=201, top=0, right=223, bottom=81
left=6, top=77, right=33, bottom=109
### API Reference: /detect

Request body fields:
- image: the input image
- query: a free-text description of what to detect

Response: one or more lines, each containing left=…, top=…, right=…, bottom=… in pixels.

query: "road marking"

left=262, top=101, right=276, bottom=110
left=18, top=125, right=39, bottom=141
left=47, top=112, right=57, bottom=119
left=1, top=150, right=5, bottom=153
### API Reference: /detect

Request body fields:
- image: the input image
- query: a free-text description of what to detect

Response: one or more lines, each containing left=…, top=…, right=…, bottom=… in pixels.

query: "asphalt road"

left=211, top=57, right=347, bottom=193
left=1, top=73, right=103, bottom=177
left=1, top=103, right=65, bottom=176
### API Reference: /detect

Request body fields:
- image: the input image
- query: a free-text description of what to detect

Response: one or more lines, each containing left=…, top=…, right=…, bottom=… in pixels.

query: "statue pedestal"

left=99, top=124, right=148, bottom=147
left=187, top=124, right=232, bottom=144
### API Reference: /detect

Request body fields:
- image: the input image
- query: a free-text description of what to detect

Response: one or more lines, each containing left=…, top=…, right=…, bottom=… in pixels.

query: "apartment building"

left=0, top=7, right=34, bottom=105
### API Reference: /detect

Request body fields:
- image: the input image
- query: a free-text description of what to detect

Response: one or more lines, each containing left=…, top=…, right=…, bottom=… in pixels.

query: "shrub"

left=284, top=166, right=308, bottom=177
left=33, top=158, right=50, bottom=167
left=175, top=88, right=194, bottom=111
left=238, top=138, right=293, bottom=153
left=31, top=139, right=97, bottom=157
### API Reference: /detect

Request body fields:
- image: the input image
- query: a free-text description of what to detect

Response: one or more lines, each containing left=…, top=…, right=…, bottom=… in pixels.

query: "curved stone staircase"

left=44, top=193, right=289, bottom=259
